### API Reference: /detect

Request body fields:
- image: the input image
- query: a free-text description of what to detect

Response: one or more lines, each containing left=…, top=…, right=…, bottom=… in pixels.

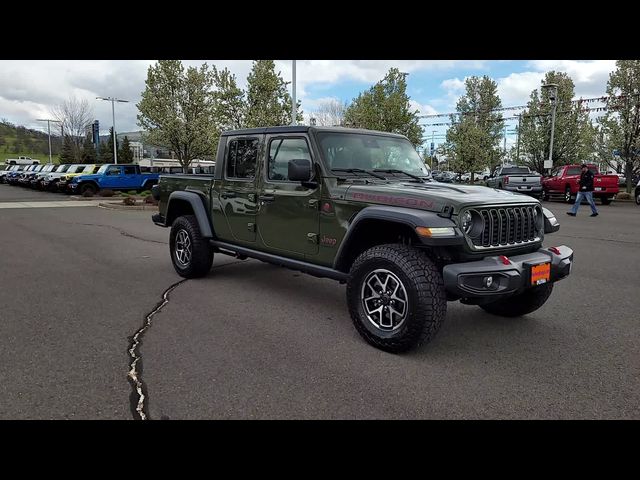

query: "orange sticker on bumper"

left=531, top=263, right=551, bottom=285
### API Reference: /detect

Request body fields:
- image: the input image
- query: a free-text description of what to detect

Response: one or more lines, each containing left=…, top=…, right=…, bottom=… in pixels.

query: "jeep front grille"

left=471, top=205, right=540, bottom=249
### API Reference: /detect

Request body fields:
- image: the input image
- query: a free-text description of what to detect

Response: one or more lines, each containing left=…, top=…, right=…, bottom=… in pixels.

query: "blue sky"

left=0, top=60, right=616, bottom=151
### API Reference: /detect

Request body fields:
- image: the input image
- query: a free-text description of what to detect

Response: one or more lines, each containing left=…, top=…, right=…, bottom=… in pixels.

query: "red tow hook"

left=498, top=255, right=511, bottom=265
left=548, top=246, right=562, bottom=255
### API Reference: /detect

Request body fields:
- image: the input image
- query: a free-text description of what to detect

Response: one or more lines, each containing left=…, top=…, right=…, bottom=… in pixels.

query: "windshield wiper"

left=332, top=168, right=387, bottom=180
left=373, top=168, right=427, bottom=182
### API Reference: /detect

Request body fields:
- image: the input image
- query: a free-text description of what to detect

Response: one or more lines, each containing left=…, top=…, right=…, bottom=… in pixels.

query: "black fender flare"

left=141, top=178, right=158, bottom=190
left=333, top=205, right=462, bottom=271
left=166, top=191, right=214, bottom=238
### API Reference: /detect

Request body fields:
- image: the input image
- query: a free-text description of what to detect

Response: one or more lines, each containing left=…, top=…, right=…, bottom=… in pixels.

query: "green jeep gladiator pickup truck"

left=151, top=126, right=573, bottom=353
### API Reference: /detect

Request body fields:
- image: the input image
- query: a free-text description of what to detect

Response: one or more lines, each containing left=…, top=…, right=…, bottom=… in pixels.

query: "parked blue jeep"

left=69, top=164, right=160, bottom=195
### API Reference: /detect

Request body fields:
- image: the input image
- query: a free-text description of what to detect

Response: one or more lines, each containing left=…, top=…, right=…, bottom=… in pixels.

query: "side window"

left=566, top=167, right=581, bottom=176
left=268, top=137, right=311, bottom=181
left=226, top=138, right=259, bottom=179
left=107, top=166, right=121, bottom=176
left=123, top=166, right=136, bottom=174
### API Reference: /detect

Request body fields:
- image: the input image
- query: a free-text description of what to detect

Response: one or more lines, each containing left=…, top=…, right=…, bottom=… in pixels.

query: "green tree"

left=344, top=68, right=423, bottom=146
left=119, top=136, right=134, bottom=163
left=137, top=60, right=218, bottom=172
left=244, top=60, right=302, bottom=128
left=81, top=134, right=97, bottom=163
left=519, top=71, right=594, bottom=175
left=106, top=127, right=119, bottom=163
left=212, top=66, right=245, bottom=131
left=444, top=76, right=503, bottom=181
left=60, top=135, right=74, bottom=163
left=597, top=60, right=640, bottom=193
left=98, top=141, right=112, bottom=164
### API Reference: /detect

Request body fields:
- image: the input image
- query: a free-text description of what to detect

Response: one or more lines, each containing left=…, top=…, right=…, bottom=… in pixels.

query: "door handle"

left=258, top=194, right=275, bottom=202
left=221, top=190, right=236, bottom=199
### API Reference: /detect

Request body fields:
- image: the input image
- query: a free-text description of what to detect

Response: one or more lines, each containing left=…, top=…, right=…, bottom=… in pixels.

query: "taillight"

left=504, top=176, right=509, bottom=185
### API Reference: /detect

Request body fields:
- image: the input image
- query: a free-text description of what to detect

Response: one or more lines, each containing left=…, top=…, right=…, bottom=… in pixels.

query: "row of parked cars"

left=0, top=162, right=214, bottom=194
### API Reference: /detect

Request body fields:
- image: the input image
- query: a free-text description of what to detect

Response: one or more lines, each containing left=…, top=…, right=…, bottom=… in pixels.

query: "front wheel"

left=564, top=187, right=572, bottom=203
left=346, top=244, right=447, bottom=353
left=479, top=283, right=553, bottom=317
left=169, top=215, right=213, bottom=278
left=635, top=189, right=640, bottom=205
left=80, top=183, right=97, bottom=195
left=600, top=196, right=612, bottom=205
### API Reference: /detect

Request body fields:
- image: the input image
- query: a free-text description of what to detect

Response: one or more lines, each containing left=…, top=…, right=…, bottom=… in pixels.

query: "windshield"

left=317, top=132, right=430, bottom=177
left=502, top=167, right=530, bottom=174
left=55, top=164, right=71, bottom=173
left=81, top=165, right=96, bottom=174
left=97, top=164, right=111, bottom=174
left=66, top=165, right=85, bottom=174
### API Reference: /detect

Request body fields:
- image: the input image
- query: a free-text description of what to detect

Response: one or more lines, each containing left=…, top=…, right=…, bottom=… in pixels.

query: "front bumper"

left=442, top=245, right=573, bottom=299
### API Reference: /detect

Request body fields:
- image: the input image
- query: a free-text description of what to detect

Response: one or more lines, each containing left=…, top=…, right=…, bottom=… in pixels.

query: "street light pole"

left=291, top=60, right=297, bottom=126
left=541, top=83, right=558, bottom=173
left=36, top=119, right=61, bottom=164
left=97, top=96, right=129, bottom=164
left=516, top=114, right=522, bottom=164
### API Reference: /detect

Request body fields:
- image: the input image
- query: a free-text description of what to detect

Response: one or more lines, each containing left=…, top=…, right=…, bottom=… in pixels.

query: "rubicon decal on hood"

left=350, top=192, right=435, bottom=209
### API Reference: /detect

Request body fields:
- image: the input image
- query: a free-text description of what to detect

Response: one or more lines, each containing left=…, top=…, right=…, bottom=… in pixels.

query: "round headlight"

left=461, top=211, right=473, bottom=234
left=535, top=206, right=544, bottom=231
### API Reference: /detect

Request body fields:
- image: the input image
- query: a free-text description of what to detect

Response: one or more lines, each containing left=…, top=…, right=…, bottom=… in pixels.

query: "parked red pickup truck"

left=541, top=164, right=619, bottom=205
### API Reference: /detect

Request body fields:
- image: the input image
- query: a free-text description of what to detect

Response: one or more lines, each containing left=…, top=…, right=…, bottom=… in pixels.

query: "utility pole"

left=541, top=83, right=558, bottom=173
left=36, top=119, right=61, bottom=164
left=96, top=96, right=130, bottom=164
left=291, top=60, right=297, bottom=126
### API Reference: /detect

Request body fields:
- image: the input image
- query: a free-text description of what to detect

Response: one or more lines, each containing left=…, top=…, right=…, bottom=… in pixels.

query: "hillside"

left=0, top=120, right=61, bottom=163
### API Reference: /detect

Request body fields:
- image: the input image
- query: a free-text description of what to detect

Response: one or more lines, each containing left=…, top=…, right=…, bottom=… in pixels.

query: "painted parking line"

left=0, top=201, right=98, bottom=209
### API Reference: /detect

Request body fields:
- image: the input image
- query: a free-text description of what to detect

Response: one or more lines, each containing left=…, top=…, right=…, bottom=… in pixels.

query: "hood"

left=344, top=181, right=539, bottom=214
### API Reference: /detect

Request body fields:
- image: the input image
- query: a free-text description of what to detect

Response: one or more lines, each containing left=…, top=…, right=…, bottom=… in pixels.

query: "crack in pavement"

left=128, top=279, right=187, bottom=420
left=126, top=259, right=248, bottom=420
left=70, top=222, right=168, bottom=245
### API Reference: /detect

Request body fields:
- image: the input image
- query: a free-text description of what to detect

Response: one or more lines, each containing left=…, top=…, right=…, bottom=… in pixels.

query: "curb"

left=98, top=202, right=158, bottom=211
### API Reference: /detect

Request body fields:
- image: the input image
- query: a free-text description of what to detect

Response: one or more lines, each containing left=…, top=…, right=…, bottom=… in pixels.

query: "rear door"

left=219, top=136, right=261, bottom=244
left=256, top=135, right=320, bottom=257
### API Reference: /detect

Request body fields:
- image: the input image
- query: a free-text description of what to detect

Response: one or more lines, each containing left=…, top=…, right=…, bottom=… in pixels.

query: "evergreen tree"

left=60, top=136, right=75, bottom=163
left=119, top=136, right=134, bottom=163
left=82, top=134, right=97, bottom=163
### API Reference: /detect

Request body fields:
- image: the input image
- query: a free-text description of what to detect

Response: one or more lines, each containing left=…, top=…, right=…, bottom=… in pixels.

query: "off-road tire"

left=346, top=244, right=447, bottom=353
left=479, top=283, right=553, bottom=317
left=169, top=215, right=213, bottom=278
left=80, top=183, right=97, bottom=195
left=636, top=188, right=640, bottom=205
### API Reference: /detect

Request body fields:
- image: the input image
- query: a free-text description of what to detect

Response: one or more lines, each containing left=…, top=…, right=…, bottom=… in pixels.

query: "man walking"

left=567, top=163, right=598, bottom=217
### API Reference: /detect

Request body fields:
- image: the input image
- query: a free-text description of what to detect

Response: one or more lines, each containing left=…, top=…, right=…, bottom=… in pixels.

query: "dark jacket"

left=579, top=169, right=594, bottom=192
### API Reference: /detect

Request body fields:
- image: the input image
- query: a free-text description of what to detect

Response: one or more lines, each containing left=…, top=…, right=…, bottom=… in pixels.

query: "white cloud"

left=409, top=100, right=437, bottom=116
left=440, top=77, right=466, bottom=92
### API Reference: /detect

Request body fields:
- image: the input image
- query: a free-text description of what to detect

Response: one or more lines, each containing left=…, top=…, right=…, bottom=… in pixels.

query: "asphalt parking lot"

left=1, top=184, right=638, bottom=419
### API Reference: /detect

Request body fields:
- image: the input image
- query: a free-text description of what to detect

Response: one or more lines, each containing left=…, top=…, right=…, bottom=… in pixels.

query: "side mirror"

left=288, top=158, right=313, bottom=182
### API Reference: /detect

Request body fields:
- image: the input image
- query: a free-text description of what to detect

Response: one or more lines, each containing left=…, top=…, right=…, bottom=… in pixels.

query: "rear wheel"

left=346, top=244, right=447, bottom=353
left=600, top=197, right=612, bottom=205
left=541, top=189, right=549, bottom=201
left=169, top=215, right=214, bottom=278
left=480, top=283, right=553, bottom=317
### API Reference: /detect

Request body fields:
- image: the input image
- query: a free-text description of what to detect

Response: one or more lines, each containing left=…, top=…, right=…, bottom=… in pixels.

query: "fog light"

left=483, top=276, right=493, bottom=288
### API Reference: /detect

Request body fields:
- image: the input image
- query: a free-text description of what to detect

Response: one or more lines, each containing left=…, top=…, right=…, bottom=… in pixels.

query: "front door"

left=219, top=136, right=260, bottom=244
left=122, top=165, right=138, bottom=189
left=257, top=135, right=320, bottom=257
left=101, top=165, right=124, bottom=189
